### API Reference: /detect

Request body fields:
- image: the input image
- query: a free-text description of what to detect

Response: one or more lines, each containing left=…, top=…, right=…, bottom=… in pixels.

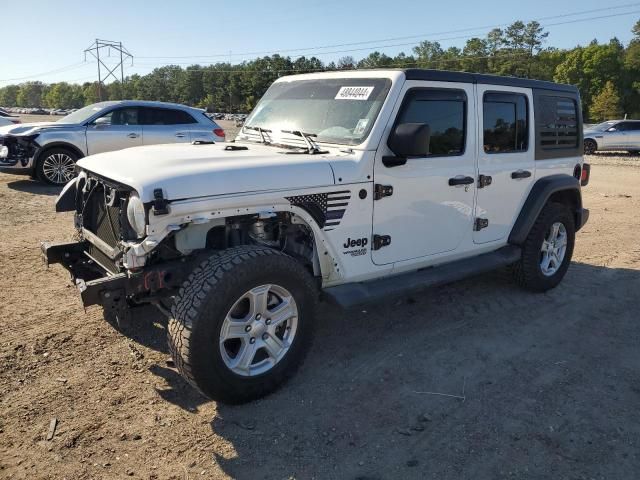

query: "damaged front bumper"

left=0, top=134, right=39, bottom=175
left=41, top=240, right=196, bottom=314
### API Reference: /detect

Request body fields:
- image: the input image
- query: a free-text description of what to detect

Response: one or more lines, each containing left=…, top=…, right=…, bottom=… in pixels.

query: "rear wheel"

left=168, top=246, right=318, bottom=404
left=36, top=147, right=78, bottom=185
left=583, top=139, right=597, bottom=155
left=512, top=202, right=575, bottom=292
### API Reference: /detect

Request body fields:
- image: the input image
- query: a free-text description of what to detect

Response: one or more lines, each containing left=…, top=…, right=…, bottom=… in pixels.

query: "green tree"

left=590, top=81, right=622, bottom=121
left=412, top=41, right=444, bottom=68
left=0, top=85, right=20, bottom=106
left=554, top=42, right=624, bottom=117
left=16, top=81, right=47, bottom=107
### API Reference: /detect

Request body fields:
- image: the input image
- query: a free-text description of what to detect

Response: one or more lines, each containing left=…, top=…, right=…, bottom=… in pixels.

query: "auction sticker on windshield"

left=335, top=86, right=375, bottom=101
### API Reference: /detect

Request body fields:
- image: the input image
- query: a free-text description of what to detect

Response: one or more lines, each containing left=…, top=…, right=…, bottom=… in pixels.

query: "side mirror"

left=93, top=116, right=111, bottom=127
left=387, top=123, right=431, bottom=158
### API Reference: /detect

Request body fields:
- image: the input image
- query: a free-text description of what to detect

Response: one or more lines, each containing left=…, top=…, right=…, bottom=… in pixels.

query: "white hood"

left=77, top=143, right=337, bottom=202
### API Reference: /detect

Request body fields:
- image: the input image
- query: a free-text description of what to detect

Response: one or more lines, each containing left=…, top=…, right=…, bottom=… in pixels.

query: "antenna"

left=83, top=39, right=133, bottom=101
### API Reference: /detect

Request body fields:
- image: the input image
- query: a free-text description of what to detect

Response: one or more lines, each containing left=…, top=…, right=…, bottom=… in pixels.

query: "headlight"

left=126, top=193, right=146, bottom=238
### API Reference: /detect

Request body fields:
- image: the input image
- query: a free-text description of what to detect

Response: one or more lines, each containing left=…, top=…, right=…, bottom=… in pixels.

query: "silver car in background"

left=0, top=100, right=226, bottom=185
left=583, top=119, right=640, bottom=155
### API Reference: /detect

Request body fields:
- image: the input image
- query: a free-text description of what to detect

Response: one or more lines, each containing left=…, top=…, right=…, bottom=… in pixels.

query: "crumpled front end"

left=42, top=173, right=197, bottom=317
left=0, top=134, right=40, bottom=173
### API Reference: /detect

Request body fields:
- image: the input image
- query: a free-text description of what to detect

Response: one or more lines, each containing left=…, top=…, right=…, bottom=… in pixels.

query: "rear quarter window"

left=533, top=91, right=582, bottom=160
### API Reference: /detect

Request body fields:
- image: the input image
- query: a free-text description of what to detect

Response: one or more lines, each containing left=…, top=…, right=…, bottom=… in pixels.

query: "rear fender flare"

left=509, top=174, right=583, bottom=245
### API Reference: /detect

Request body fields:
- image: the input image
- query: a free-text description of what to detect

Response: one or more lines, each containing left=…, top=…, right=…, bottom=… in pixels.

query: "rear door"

left=618, top=121, right=640, bottom=149
left=474, top=85, right=534, bottom=244
left=85, top=107, right=142, bottom=155
left=139, top=107, right=195, bottom=145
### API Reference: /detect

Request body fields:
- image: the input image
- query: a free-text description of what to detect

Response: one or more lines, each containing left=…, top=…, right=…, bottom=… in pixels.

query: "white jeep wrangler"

left=44, top=69, right=590, bottom=404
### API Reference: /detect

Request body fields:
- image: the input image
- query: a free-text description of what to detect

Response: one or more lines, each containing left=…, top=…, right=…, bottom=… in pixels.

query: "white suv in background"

left=583, top=119, right=640, bottom=155
left=0, top=100, right=225, bottom=185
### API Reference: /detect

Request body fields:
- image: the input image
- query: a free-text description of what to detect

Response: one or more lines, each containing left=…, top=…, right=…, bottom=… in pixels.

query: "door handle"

left=511, top=170, right=532, bottom=179
left=175, top=133, right=186, bottom=138
left=448, top=176, right=474, bottom=186
left=127, top=133, right=140, bottom=139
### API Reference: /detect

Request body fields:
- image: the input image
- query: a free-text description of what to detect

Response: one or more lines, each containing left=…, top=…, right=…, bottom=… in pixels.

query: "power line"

left=0, top=62, right=86, bottom=82
left=136, top=2, right=640, bottom=60
left=130, top=9, right=640, bottom=71
left=1, top=5, right=637, bottom=85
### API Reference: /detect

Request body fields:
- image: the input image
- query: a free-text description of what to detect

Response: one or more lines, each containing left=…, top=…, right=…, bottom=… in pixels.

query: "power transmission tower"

left=83, top=39, right=133, bottom=101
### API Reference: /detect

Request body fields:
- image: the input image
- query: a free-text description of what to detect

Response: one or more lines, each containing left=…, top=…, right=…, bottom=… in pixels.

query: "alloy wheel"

left=219, top=284, right=299, bottom=376
left=42, top=152, right=76, bottom=185
left=540, top=222, right=568, bottom=276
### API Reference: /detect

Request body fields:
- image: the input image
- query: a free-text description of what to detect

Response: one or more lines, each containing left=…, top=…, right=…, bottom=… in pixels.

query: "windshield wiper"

left=280, top=130, right=327, bottom=154
left=243, top=125, right=271, bottom=144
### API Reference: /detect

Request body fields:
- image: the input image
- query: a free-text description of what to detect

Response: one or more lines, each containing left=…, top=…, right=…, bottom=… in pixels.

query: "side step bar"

left=323, top=245, right=522, bottom=308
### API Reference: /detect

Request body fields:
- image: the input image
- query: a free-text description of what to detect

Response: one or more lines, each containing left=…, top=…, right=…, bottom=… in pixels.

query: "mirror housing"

left=93, top=116, right=111, bottom=127
left=387, top=123, right=431, bottom=158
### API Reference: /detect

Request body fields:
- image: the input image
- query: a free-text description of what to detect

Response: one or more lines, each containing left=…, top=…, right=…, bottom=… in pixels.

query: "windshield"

left=590, top=121, right=618, bottom=132
left=56, top=103, right=113, bottom=124
left=239, top=78, right=392, bottom=146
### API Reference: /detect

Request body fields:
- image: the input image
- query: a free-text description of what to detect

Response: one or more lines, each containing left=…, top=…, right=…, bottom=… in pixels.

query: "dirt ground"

left=1, top=152, right=639, bottom=480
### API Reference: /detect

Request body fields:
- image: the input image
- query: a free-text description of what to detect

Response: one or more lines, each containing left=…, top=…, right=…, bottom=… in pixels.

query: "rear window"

left=537, top=96, right=578, bottom=150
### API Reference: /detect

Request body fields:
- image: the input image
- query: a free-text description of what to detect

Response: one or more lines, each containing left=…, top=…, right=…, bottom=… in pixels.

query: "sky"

left=1, top=0, right=638, bottom=86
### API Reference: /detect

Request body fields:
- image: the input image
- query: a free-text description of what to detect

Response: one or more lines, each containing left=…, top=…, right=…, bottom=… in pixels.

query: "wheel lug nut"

left=262, top=333, right=268, bottom=340
left=249, top=337, right=256, bottom=344
left=255, top=314, right=261, bottom=320
left=265, top=318, right=271, bottom=325
left=245, top=325, right=252, bottom=332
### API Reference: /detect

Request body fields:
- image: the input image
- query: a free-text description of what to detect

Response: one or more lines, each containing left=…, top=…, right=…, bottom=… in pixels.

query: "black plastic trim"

left=324, top=245, right=521, bottom=308
left=402, top=69, right=578, bottom=93
left=508, top=174, right=582, bottom=245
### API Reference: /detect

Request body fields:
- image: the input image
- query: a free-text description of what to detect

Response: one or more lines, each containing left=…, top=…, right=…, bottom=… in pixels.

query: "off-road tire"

left=512, top=202, right=575, bottom=292
left=168, top=245, right=318, bottom=404
left=36, top=147, right=79, bottom=186
left=583, top=139, right=597, bottom=155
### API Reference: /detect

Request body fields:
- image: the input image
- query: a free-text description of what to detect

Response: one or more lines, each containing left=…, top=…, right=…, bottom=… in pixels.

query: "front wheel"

left=168, top=246, right=318, bottom=404
left=36, top=147, right=78, bottom=186
left=512, top=202, right=575, bottom=292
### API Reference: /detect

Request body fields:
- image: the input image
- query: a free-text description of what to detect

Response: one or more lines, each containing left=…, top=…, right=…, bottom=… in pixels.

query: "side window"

left=141, top=107, right=196, bottom=125
left=538, top=96, right=578, bottom=150
left=616, top=122, right=640, bottom=132
left=96, top=108, right=139, bottom=126
left=483, top=93, right=528, bottom=153
left=394, top=89, right=466, bottom=157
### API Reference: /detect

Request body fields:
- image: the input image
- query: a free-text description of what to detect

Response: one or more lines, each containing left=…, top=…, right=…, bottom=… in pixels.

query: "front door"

left=600, top=124, right=627, bottom=149
left=372, top=82, right=477, bottom=265
left=86, top=107, right=142, bottom=155
left=473, top=85, right=535, bottom=243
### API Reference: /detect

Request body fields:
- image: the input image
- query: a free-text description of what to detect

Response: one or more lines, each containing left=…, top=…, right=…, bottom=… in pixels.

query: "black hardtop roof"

left=400, top=69, right=578, bottom=93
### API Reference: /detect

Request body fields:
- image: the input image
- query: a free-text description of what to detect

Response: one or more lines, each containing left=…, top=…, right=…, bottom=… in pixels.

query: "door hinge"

left=372, top=234, right=392, bottom=250
left=478, top=174, right=493, bottom=188
left=474, top=218, right=489, bottom=231
left=374, top=184, right=394, bottom=200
